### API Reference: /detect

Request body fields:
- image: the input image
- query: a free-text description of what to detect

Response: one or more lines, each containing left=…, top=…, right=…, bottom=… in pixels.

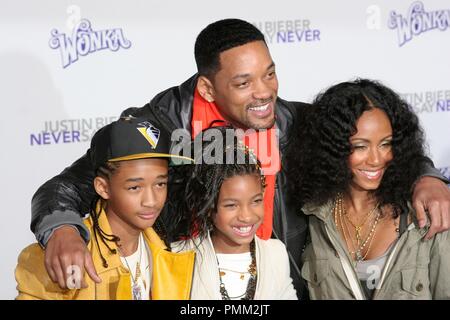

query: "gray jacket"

left=301, top=200, right=450, bottom=300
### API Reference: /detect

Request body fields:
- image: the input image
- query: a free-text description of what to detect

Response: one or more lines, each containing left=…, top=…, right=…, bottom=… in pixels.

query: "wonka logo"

left=388, top=1, right=450, bottom=46
left=49, top=19, right=131, bottom=68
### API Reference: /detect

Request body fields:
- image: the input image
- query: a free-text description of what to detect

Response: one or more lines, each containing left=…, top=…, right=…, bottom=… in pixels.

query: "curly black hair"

left=195, top=19, right=266, bottom=77
left=171, top=126, right=265, bottom=242
left=287, top=78, right=427, bottom=217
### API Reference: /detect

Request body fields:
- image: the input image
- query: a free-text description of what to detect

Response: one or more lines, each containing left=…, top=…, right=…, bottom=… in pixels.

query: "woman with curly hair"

left=288, top=79, right=450, bottom=299
left=172, top=126, right=297, bottom=300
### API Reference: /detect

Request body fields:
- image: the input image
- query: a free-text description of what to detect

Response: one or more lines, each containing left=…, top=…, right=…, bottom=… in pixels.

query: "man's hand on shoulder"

left=412, top=176, right=450, bottom=239
left=44, top=225, right=101, bottom=289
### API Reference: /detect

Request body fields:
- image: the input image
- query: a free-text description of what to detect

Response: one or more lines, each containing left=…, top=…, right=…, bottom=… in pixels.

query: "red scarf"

left=191, top=89, right=280, bottom=240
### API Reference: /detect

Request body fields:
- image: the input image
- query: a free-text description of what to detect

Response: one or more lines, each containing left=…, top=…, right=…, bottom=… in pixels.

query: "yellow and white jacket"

left=15, top=209, right=195, bottom=300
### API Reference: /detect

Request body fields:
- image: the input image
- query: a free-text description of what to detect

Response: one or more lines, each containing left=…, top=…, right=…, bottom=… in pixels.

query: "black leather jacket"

left=31, top=74, right=311, bottom=298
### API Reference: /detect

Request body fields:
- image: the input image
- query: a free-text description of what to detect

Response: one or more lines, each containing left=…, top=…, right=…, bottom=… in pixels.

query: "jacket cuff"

left=35, top=210, right=90, bottom=247
left=418, top=165, right=450, bottom=185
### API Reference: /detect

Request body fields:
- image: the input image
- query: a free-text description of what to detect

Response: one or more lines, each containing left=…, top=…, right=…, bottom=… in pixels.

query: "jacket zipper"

left=370, top=241, right=400, bottom=299
left=324, top=224, right=365, bottom=300
left=372, top=222, right=415, bottom=299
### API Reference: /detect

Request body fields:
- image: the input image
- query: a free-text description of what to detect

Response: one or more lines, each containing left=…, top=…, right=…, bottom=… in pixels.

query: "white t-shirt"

left=216, top=252, right=252, bottom=300
left=119, top=233, right=152, bottom=300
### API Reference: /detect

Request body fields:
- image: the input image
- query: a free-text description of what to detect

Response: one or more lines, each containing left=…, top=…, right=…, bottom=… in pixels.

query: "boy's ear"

left=196, top=75, right=215, bottom=103
left=94, top=177, right=110, bottom=200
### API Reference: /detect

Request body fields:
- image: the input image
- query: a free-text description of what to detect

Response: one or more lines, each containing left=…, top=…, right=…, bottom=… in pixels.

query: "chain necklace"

left=334, top=193, right=382, bottom=263
left=343, top=200, right=379, bottom=247
left=118, top=234, right=145, bottom=300
left=219, top=267, right=250, bottom=281
left=217, top=239, right=257, bottom=300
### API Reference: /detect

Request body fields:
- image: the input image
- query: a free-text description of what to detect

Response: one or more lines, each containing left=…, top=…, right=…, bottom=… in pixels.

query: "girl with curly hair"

left=288, top=79, right=450, bottom=299
left=171, top=126, right=297, bottom=300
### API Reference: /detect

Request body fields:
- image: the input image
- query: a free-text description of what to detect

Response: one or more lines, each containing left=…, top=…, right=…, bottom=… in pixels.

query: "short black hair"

left=194, top=18, right=266, bottom=77
left=287, top=78, right=427, bottom=217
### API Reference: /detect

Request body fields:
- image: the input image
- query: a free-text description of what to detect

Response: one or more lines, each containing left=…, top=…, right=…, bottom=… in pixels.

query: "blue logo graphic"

left=137, top=121, right=160, bottom=149
left=49, top=19, right=132, bottom=68
left=388, top=1, right=450, bottom=46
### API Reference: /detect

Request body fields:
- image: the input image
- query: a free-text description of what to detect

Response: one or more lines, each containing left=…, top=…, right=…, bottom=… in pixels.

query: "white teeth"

left=360, top=170, right=382, bottom=178
left=249, top=104, right=269, bottom=111
left=234, top=226, right=252, bottom=233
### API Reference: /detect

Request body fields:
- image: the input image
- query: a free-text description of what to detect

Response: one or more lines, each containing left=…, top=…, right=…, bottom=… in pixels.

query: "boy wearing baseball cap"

left=15, top=116, right=195, bottom=300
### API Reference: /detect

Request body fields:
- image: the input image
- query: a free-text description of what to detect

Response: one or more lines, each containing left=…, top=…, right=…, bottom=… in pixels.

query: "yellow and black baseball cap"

left=90, top=116, right=193, bottom=170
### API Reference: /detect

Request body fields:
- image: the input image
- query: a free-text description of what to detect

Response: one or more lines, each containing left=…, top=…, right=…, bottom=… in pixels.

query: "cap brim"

left=109, top=153, right=194, bottom=164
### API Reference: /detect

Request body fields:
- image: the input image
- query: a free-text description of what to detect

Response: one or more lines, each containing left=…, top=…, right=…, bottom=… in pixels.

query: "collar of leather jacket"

left=144, top=74, right=305, bottom=152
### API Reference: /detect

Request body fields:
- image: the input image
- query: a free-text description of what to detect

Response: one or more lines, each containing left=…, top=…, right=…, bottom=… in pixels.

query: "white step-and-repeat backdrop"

left=1, top=0, right=449, bottom=299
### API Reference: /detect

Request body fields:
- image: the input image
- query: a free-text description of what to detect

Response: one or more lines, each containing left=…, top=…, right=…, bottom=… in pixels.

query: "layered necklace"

left=334, top=193, right=381, bottom=263
left=217, top=239, right=257, bottom=300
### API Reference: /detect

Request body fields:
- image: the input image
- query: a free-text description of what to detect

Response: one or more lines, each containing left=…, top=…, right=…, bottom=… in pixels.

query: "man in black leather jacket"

left=30, top=18, right=450, bottom=299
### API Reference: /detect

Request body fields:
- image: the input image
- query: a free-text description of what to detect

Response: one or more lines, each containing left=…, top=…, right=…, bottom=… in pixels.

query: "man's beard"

left=245, top=97, right=276, bottom=130
left=246, top=117, right=276, bottom=130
